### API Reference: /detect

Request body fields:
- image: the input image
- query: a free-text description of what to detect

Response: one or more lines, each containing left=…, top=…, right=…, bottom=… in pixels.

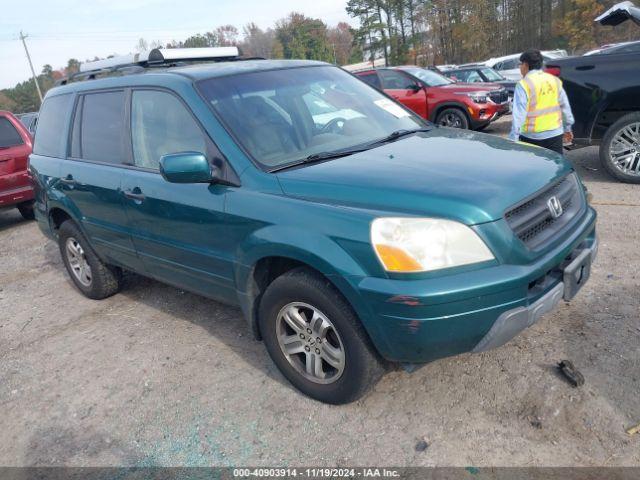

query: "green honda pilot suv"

left=30, top=49, right=597, bottom=404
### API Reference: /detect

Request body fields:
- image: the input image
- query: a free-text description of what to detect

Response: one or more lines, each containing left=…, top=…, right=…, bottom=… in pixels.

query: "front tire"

left=600, top=112, right=640, bottom=184
left=58, top=220, right=121, bottom=299
left=259, top=268, right=384, bottom=404
left=436, top=108, right=470, bottom=129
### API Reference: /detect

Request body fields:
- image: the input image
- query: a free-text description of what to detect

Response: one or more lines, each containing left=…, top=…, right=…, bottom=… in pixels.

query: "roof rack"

left=57, top=46, right=247, bottom=85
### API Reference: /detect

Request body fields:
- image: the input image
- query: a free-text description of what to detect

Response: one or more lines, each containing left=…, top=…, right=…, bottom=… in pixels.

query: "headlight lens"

left=371, top=217, right=494, bottom=273
left=456, top=91, right=490, bottom=103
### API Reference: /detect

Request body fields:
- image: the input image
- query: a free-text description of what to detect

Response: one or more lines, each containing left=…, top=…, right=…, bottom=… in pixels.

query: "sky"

left=0, top=0, right=354, bottom=89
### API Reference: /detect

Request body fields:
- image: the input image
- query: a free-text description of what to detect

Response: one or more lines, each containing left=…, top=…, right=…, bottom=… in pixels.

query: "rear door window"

left=357, top=72, right=381, bottom=89
left=130, top=90, right=207, bottom=170
left=79, top=91, right=127, bottom=164
left=0, top=117, right=23, bottom=148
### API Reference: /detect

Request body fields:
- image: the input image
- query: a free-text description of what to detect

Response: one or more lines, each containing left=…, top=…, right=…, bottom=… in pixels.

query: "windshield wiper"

left=269, top=126, right=433, bottom=173
left=368, top=127, right=433, bottom=147
left=269, top=145, right=372, bottom=172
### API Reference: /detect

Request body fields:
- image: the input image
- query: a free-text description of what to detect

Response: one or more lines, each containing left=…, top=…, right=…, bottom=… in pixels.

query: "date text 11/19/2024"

left=233, top=468, right=401, bottom=478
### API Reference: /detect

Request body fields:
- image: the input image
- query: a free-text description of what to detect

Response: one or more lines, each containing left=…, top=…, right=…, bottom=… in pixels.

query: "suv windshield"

left=198, top=66, right=423, bottom=169
left=480, top=67, right=504, bottom=82
left=402, top=68, right=453, bottom=87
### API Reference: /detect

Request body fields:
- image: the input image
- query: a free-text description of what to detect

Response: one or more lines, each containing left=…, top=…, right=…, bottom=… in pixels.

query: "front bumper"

left=473, top=235, right=597, bottom=353
left=470, top=102, right=510, bottom=128
left=349, top=208, right=597, bottom=363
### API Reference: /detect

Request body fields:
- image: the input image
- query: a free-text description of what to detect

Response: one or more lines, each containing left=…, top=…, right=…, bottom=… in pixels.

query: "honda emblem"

left=547, top=196, right=563, bottom=218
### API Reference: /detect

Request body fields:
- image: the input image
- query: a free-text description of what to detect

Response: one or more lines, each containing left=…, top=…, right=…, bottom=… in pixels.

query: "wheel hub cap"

left=609, top=122, right=640, bottom=176
left=65, top=237, right=92, bottom=287
left=276, top=302, right=345, bottom=384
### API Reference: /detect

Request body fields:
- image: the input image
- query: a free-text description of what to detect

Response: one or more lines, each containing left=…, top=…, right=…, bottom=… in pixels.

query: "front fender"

left=232, top=225, right=390, bottom=353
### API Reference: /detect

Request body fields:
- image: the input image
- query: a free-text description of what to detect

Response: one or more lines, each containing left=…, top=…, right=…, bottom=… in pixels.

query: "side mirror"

left=408, top=84, right=422, bottom=93
left=159, top=152, right=216, bottom=184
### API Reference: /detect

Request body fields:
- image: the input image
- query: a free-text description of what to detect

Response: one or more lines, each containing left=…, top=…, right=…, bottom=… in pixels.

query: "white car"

left=483, top=50, right=568, bottom=81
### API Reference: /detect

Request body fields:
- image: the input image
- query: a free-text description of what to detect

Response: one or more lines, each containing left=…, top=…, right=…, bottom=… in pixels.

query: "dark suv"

left=30, top=49, right=597, bottom=404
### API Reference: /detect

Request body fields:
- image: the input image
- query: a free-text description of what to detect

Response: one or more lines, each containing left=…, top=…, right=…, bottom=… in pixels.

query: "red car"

left=355, top=66, right=510, bottom=130
left=0, top=111, right=34, bottom=219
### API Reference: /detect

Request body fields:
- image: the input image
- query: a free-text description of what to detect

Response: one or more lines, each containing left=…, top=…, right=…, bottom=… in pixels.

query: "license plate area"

left=563, top=248, right=592, bottom=300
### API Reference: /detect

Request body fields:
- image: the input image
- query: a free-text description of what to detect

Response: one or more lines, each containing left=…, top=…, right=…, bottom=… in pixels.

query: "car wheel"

left=17, top=201, right=35, bottom=220
left=600, top=112, right=640, bottom=184
left=259, top=267, right=384, bottom=404
left=436, top=108, right=469, bottom=129
left=58, top=220, right=121, bottom=299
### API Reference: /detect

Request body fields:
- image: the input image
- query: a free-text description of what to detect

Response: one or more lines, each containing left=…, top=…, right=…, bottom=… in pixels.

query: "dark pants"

left=519, top=134, right=564, bottom=154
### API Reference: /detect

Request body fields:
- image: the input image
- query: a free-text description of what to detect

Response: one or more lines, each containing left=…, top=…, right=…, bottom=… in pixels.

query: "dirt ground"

left=1, top=117, right=639, bottom=467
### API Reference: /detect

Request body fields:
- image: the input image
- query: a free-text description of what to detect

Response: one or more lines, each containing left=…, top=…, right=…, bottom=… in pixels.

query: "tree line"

left=348, top=0, right=638, bottom=66
left=2, top=1, right=636, bottom=113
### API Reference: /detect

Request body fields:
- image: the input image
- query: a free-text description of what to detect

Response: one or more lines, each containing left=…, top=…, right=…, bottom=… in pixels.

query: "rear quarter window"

left=33, top=94, right=74, bottom=157
left=0, top=117, right=24, bottom=148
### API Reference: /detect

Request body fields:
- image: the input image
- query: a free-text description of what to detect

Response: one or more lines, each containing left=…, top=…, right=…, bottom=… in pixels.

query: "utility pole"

left=19, top=31, right=43, bottom=104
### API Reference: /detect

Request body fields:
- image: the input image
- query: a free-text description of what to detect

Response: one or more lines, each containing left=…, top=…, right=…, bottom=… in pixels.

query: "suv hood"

left=276, top=128, right=572, bottom=225
left=438, top=82, right=503, bottom=92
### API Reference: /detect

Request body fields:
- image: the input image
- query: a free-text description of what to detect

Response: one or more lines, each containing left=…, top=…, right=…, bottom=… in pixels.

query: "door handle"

left=576, top=65, right=594, bottom=71
left=123, top=189, right=145, bottom=202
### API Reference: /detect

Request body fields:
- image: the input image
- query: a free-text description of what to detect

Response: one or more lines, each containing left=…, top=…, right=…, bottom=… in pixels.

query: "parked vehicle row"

left=16, top=112, right=38, bottom=136
left=481, top=49, right=568, bottom=81
left=438, top=65, right=516, bottom=98
left=355, top=66, right=510, bottom=130
left=30, top=48, right=597, bottom=404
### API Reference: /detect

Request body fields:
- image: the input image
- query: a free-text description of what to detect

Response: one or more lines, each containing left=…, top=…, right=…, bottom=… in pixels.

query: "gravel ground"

left=1, top=117, right=638, bottom=467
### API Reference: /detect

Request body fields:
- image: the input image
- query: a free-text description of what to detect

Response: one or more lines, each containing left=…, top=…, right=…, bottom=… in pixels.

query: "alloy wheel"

left=276, top=302, right=346, bottom=384
left=65, top=237, right=92, bottom=287
left=609, top=122, right=640, bottom=176
left=439, top=112, right=463, bottom=128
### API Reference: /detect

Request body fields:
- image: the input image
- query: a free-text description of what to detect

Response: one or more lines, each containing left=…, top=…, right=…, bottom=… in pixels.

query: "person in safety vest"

left=509, top=49, right=574, bottom=154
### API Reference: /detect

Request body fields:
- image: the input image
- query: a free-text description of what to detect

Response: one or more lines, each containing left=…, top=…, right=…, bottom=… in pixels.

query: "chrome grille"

left=505, top=173, right=584, bottom=250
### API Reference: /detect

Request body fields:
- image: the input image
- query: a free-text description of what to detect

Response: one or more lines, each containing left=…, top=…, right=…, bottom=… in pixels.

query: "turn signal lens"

left=373, top=244, right=423, bottom=272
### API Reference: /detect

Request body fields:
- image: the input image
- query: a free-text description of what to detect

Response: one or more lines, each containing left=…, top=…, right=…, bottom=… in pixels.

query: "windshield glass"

left=402, top=68, right=453, bottom=87
left=197, top=66, right=424, bottom=169
left=480, top=67, right=504, bottom=81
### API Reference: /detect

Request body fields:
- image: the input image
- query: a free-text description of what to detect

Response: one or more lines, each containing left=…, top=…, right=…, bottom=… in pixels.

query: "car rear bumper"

left=348, top=207, right=597, bottom=363
left=0, top=171, right=34, bottom=208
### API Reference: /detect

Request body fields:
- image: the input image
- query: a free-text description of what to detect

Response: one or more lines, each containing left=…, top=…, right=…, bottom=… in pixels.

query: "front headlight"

left=456, top=91, right=489, bottom=103
left=371, top=217, right=494, bottom=273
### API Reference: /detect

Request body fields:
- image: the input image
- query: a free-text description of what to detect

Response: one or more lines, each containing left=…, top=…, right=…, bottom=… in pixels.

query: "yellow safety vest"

left=519, top=70, right=563, bottom=134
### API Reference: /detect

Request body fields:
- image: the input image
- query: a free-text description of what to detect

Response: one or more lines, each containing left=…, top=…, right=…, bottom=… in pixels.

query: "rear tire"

left=58, top=220, right=121, bottom=299
left=17, top=201, right=35, bottom=220
left=259, top=267, right=384, bottom=404
left=436, top=108, right=470, bottom=129
left=599, top=112, right=640, bottom=184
